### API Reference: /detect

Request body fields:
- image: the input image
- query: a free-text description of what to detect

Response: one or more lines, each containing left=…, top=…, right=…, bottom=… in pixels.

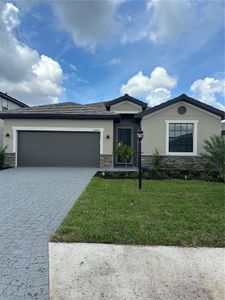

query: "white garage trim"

left=13, top=126, right=104, bottom=167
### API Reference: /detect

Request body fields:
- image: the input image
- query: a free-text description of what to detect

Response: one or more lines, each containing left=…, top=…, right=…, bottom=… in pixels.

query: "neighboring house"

left=0, top=93, right=224, bottom=169
left=0, top=92, right=28, bottom=149
left=222, top=122, right=225, bottom=137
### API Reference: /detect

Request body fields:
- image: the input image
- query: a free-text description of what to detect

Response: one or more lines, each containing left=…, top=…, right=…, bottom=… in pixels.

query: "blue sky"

left=0, top=0, right=224, bottom=109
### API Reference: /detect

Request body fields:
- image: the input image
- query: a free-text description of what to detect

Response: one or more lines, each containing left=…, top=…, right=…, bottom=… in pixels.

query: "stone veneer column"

left=100, top=154, right=113, bottom=169
left=4, top=153, right=16, bottom=167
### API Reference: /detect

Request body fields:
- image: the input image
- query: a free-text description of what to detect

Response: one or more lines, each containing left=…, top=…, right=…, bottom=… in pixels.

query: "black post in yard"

left=137, top=128, right=144, bottom=190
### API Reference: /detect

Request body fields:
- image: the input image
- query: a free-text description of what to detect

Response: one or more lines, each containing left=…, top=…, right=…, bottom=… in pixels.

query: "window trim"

left=165, top=120, right=198, bottom=156
left=2, top=99, right=8, bottom=110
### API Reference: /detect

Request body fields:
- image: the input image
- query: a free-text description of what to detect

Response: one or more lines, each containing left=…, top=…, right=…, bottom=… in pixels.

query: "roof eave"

left=0, top=113, right=120, bottom=120
left=0, top=92, right=29, bottom=108
left=105, top=94, right=147, bottom=109
left=135, top=94, right=225, bottom=120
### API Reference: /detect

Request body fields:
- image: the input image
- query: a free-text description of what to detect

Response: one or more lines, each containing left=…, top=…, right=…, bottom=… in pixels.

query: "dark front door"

left=116, top=128, right=132, bottom=163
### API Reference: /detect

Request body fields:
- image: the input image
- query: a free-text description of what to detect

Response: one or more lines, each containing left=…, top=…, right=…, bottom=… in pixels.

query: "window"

left=166, top=121, right=198, bottom=155
left=2, top=99, right=8, bottom=110
left=117, top=128, right=132, bottom=147
left=169, top=123, right=193, bottom=152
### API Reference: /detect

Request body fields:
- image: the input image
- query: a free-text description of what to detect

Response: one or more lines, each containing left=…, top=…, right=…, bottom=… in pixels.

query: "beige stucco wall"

left=110, top=100, right=142, bottom=113
left=3, top=119, right=114, bottom=154
left=141, top=101, right=222, bottom=156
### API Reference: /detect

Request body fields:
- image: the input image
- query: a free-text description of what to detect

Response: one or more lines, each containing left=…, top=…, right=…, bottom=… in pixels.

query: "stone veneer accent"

left=4, top=153, right=16, bottom=167
left=100, top=154, right=113, bottom=169
left=142, top=155, right=207, bottom=170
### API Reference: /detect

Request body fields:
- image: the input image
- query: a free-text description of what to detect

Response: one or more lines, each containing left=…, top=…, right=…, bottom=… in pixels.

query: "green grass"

left=51, top=178, right=225, bottom=247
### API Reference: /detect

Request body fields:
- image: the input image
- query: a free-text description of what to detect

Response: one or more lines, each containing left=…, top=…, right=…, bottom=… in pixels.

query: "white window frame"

left=2, top=99, right=8, bottom=110
left=165, top=120, right=198, bottom=156
left=12, top=126, right=104, bottom=167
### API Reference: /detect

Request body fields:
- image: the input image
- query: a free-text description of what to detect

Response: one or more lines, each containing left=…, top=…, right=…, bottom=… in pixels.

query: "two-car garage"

left=17, top=131, right=100, bottom=167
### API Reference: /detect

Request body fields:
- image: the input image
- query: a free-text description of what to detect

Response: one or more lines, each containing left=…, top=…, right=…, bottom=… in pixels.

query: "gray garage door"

left=18, top=131, right=100, bottom=167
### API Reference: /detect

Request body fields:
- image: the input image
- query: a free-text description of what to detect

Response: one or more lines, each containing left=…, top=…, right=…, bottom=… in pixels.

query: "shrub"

left=187, top=164, right=198, bottom=178
left=114, top=142, right=133, bottom=165
left=201, top=135, right=225, bottom=181
left=151, top=148, right=162, bottom=175
left=0, top=146, right=7, bottom=168
left=164, top=163, right=182, bottom=178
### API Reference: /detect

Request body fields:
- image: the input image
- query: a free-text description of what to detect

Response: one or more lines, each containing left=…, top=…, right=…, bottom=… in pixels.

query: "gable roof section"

left=136, top=94, right=225, bottom=120
left=105, top=94, right=147, bottom=110
left=0, top=101, right=120, bottom=120
left=0, top=91, right=28, bottom=108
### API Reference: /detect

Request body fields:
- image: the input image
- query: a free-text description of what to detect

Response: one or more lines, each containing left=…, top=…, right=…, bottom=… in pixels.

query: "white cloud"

left=121, top=30, right=148, bottom=44
left=1, top=2, right=20, bottom=31
left=148, top=0, right=190, bottom=43
left=146, top=88, right=171, bottom=106
left=0, top=2, right=63, bottom=105
left=106, top=58, right=121, bottom=65
left=49, top=0, right=122, bottom=50
left=121, top=67, right=177, bottom=106
left=190, top=77, right=225, bottom=110
left=69, top=64, right=78, bottom=71
left=147, top=0, right=224, bottom=51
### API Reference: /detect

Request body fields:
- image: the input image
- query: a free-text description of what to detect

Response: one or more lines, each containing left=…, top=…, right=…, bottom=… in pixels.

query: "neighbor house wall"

left=0, top=99, right=24, bottom=150
left=0, top=97, right=23, bottom=111
left=3, top=119, right=114, bottom=168
left=0, top=120, right=3, bottom=149
left=110, top=101, right=142, bottom=113
left=141, top=101, right=221, bottom=164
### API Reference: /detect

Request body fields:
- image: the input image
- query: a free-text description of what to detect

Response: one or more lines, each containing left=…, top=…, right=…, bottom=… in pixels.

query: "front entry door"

left=116, top=128, right=132, bottom=163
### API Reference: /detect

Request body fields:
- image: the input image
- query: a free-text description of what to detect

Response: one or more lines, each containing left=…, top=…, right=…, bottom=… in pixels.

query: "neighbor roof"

left=105, top=94, right=147, bottom=110
left=136, top=94, right=225, bottom=120
left=0, top=101, right=120, bottom=120
left=0, top=91, right=28, bottom=108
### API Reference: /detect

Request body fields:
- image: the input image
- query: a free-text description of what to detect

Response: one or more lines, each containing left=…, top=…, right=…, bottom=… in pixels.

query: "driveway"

left=0, top=167, right=96, bottom=300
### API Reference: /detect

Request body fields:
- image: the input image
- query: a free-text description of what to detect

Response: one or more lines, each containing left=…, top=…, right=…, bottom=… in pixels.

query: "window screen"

left=169, top=123, right=194, bottom=152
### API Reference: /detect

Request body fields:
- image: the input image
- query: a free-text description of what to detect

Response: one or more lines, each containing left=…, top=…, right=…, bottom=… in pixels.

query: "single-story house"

left=0, top=93, right=224, bottom=169
left=0, top=91, right=28, bottom=149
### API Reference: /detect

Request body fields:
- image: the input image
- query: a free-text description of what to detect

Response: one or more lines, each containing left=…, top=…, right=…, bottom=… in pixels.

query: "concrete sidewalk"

left=49, top=243, right=225, bottom=300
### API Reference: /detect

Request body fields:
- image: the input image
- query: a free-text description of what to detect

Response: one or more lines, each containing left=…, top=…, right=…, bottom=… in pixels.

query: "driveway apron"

left=0, top=167, right=96, bottom=300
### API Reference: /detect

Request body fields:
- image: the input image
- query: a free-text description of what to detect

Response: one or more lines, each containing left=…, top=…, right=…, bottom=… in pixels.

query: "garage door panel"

left=18, top=131, right=100, bottom=167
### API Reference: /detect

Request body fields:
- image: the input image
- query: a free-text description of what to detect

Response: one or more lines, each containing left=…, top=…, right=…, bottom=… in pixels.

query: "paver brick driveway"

left=0, top=167, right=96, bottom=300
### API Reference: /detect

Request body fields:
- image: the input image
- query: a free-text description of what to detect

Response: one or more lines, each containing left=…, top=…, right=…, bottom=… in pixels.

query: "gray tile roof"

left=0, top=101, right=120, bottom=119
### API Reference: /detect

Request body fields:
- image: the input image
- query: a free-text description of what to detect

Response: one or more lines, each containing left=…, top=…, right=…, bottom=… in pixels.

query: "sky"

left=0, top=0, right=224, bottom=110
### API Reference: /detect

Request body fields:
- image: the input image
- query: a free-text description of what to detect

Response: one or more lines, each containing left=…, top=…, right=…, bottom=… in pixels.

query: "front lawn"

left=51, top=179, right=224, bottom=247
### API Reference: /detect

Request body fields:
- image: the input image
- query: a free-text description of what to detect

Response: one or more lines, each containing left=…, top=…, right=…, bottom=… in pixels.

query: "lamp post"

left=137, top=128, right=144, bottom=190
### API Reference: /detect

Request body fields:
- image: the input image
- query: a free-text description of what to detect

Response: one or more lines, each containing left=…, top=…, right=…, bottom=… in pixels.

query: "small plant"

left=201, top=135, right=225, bottom=182
left=151, top=148, right=162, bottom=175
left=130, top=171, right=138, bottom=179
left=164, top=163, right=181, bottom=178
left=0, top=146, right=7, bottom=168
left=187, top=164, right=198, bottom=178
left=114, top=142, right=133, bottom=166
